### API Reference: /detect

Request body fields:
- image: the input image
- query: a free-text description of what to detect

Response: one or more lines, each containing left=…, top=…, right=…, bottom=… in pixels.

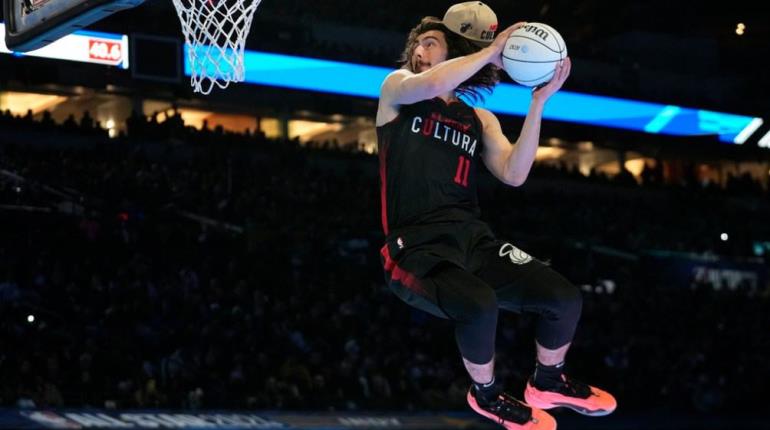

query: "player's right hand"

left=487, top=22, right=527, bottom=68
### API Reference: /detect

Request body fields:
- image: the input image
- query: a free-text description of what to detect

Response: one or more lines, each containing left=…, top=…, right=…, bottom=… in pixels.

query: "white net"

left=171, top=0, right=262, bottom=94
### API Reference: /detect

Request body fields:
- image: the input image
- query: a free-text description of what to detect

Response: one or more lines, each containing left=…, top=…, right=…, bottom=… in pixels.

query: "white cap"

left=441, top=2, right=498, bottom=46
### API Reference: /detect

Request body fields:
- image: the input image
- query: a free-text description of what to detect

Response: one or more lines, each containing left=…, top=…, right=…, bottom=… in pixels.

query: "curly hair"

left=398, top=17, right=500, bottom=104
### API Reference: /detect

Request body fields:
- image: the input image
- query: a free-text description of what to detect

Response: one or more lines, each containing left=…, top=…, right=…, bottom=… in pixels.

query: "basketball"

left=502, top=22, right=567, bottom=87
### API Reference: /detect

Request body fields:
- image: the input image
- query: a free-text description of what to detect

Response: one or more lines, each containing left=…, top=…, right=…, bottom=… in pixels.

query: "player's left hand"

left=532, top=57, right=571, bottom=103
left=487, top=22, right=528, bottom=69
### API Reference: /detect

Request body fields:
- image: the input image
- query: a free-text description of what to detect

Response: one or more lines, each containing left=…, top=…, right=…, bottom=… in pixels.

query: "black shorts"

left=380, top=218, right=548, bottom=319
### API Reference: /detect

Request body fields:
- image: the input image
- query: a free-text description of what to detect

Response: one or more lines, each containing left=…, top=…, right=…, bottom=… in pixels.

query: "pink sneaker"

left=467, top=387, right=557, bottom=430
left=524, top=375, right=616, bottom=417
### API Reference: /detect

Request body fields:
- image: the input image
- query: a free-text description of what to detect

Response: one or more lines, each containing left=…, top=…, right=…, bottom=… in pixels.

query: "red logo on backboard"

left=88, top=39, right=122, bottom=63
left=489, top=23, right=498, bottom=31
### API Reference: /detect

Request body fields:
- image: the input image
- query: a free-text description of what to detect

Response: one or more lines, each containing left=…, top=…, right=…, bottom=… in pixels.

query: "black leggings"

left=425, top=263, right=583, bottom=365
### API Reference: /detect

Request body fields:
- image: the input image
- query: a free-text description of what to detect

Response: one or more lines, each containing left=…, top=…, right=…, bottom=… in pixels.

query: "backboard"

left=3, top=0, right=145, bottom=51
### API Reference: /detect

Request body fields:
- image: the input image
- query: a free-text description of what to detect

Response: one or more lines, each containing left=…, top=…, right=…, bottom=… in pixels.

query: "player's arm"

left=477, top=108, right=522, bottom=186
left=379, top=49, right=496, bottom=107
left=377, top=24, right=524, bottom=126
left=479, top=102, right=545, bottom=186
left=479, top=56, right=572, bottom=186
left=376, top=57, right=489, bottom=126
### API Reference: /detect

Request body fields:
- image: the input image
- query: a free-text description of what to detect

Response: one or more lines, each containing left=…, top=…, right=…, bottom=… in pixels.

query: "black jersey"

left=377, top=97, right=484, bottom=235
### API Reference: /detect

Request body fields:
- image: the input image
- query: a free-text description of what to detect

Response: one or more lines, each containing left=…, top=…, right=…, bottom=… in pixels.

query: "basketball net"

left=171, top=0, right=262, bottom=94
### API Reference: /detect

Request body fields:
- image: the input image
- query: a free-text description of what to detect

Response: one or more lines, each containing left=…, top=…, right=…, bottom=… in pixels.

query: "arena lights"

left=185, top=48, right=765, bottom=144
left=759, top=130, right=770, bottom=148
left=733, top=118, right=764, bottom=144
left=0, top=23, right=129, bottom=68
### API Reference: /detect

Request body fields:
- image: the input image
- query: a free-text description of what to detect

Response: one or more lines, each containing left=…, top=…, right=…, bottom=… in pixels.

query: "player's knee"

left=456, top=288, right=498, bottom=325
left=551, top=281, right=582, bottom=321
left=538, top=276, right=582, bottom=322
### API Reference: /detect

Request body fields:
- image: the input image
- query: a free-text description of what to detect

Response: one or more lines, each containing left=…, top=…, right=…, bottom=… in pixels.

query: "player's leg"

left=426, top=264, right=557, bottom=430
left=473, top=240, right=617, bottom=417
left=382, top=254, right=555, bottom=430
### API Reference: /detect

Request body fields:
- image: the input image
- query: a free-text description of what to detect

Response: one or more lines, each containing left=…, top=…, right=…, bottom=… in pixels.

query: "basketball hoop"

left=171, top=0, right=262, bottom=94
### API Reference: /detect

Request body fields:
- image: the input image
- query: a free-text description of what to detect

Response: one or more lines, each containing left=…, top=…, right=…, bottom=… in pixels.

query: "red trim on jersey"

left=377, top=112, right=402, bottom=236
left=380, top=244, right=424, bottom=295
left=379, top=137, right=390, bottom=235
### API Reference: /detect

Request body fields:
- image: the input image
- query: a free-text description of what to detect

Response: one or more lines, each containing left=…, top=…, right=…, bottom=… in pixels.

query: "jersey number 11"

left=454, top=156, right=471, bottom=187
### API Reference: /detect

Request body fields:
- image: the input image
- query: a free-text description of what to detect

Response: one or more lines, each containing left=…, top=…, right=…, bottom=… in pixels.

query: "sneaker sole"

left=551, top=402, right=614, bottom=417
left=524, top=384, right=617, bottom=417
left=467, top=391, right=557, bottom=430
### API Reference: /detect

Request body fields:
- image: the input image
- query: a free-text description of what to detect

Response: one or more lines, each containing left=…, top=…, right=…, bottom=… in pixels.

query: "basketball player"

left=376, top=2, right=616, bottom=429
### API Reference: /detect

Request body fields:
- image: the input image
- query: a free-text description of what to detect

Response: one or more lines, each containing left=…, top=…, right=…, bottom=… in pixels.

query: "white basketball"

left=502, top=22, right=567, bottom=87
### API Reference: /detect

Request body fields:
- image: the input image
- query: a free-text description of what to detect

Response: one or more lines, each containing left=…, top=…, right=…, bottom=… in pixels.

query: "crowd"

left=0, top=109, right=769, bottom=416
left=5, top=108, right=769, bottom=260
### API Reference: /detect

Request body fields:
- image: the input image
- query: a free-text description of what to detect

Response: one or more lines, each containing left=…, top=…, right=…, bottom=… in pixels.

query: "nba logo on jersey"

left=397, top=237, right=405, bottom=249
